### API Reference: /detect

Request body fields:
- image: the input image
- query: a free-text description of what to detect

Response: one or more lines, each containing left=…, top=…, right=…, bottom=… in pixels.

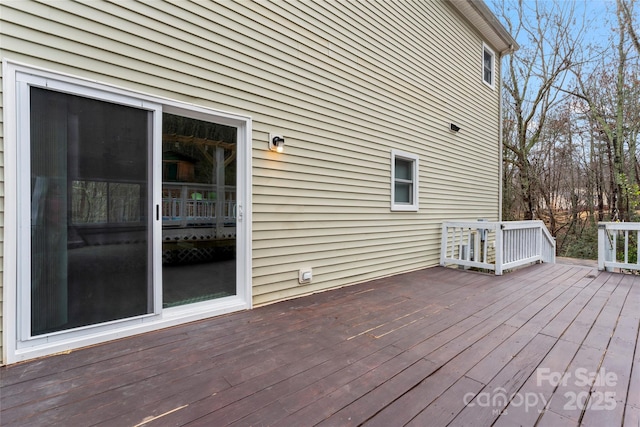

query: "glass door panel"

left=161, top=113, right=237, bottom=307
left=29, top=87, right=152, bottom=336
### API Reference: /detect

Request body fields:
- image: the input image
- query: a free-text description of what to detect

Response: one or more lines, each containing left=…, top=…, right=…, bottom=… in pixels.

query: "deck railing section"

left=162, top=183, right=236, bottom=227
left=597, top=222, right=640, bottom=272
left=440, top=220, right=556, bottom=275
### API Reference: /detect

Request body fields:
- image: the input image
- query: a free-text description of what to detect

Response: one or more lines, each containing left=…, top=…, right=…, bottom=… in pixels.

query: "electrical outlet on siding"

left=298, top=267, right=312, bottom=284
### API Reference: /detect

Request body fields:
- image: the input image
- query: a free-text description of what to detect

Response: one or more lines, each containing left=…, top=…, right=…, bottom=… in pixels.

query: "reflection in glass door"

left=29, top=87, right=153, bottom=336
left=161, top=113, right=237, bottom=307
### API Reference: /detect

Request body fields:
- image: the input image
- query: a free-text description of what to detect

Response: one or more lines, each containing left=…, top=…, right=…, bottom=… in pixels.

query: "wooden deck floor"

left=1, top=263, right=639, bottom=426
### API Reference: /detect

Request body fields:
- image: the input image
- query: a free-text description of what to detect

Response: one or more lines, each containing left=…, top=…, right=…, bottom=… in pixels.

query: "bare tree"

left=621, top=0, right=640, bottom=55
left=498, top=0, right=586, bottom=221
left=570, top=0, right=639, bottom=221
left=495, top=0, right=640, bottom=258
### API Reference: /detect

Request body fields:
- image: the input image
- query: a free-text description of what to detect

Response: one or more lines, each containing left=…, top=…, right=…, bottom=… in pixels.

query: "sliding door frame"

left=2, top=60, right=252, bottom=364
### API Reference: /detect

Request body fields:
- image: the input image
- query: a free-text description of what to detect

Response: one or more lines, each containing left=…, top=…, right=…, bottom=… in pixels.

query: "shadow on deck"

left=1, top=263, right=639, bottom=426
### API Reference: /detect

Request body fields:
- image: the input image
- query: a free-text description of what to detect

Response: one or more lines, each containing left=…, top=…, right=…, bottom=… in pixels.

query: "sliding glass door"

left=161, top=113, right=237, bottom=307
left=25, top=88, right=241, bottom=335
left=10, top=65, right=249, bottom=363
left=29, top=87, right=153, bottom=336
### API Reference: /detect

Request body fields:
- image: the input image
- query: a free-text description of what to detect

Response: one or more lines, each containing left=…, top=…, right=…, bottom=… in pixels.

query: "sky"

left=572, top=0, right=621, bottom=47
left=488, top=0, right=620, bottom=51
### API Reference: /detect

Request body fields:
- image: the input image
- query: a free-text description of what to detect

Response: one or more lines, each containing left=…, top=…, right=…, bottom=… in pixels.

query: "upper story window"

left=483, top=43, right=495, bottom=89
left=391, top=150, right=419, bottom=212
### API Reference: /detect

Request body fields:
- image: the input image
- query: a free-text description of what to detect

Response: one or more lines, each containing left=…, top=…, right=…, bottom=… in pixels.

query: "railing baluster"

left=483, top=232, right=488, bottom=264
left=449, top=227, right=455, bottom=260
left=519, top=229, right=523, bottom=260
left=447, top=227, right=456, bottom=258
left=505, top=230, right=510, bottom=263
left=453, top=227, right=457, bottom=259
left=625, top=230, right=629, bottom=264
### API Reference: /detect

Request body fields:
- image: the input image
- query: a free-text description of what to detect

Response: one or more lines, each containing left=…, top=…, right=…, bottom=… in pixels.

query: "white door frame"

left=2, top=60, right=252, bottom=364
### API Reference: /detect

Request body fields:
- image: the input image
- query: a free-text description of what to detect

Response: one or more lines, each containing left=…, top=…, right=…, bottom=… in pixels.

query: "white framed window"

left=391, top=150, right=419, bottom=211
left=482, top=43, right=495, bottom=89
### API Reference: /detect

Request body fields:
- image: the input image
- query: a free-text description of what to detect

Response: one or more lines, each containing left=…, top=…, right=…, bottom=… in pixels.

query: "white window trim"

left=390, top=149, right=419, bottom=212
left=2, top=60, right=253, bottom=364
left=482, top=42, right=496, bottom=89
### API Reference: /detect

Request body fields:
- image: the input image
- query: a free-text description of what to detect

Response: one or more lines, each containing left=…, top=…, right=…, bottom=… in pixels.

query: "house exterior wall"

left=0, top=0, right=504, bottom=364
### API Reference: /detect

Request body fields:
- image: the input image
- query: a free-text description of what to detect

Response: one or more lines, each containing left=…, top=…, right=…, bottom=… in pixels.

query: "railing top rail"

left=442, top=221, right=499, bottom=230
left=599, top=222, right=640, bottom=231
left=542, top=226, right=555, bottom=244
left=500, top=220, right=546, bottom=230
left=163, top=182, right=236, bottom=190
left=442, top=220, right=550, bottom=231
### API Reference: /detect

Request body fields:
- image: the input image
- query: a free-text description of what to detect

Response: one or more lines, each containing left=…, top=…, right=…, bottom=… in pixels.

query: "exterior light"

left=269, top=134, right=285, bottom=152
left=450, top=123, right=461, bottom=132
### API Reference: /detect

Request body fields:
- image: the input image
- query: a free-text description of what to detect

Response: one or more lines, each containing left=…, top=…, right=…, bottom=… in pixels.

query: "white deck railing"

left=162, top=183, right=236, bottom=226
left=597, top=222, right=640, bottom=272
left=440, top=220, right=556, bottom=275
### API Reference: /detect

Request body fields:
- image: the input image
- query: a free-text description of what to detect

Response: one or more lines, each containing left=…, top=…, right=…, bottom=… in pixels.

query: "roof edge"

left=446, top=0, right=519, bottom=54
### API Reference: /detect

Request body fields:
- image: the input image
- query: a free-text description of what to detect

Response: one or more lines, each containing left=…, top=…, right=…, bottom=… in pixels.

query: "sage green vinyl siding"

left=0, top=0, right=502, bottom=356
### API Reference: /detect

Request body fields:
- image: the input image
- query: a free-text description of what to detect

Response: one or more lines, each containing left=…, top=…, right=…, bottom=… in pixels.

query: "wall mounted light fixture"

left=450, top=123, right=461, bottom=132
left=269, top=134, right=285, bottom=153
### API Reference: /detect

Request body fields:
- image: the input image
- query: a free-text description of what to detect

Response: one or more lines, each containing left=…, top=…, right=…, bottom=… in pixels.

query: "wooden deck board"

left=313, top=358, right=439, bottom=427
left=1, top=263, right=639, bottom=426
left=452, top=334, right=559, bottom=426
left=491, top=338, right=582, bottom=427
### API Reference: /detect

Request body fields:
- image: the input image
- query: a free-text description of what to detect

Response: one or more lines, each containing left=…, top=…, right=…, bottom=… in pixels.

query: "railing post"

left=440, top=223, right=449, bottom=267
left=598, top=223, right=614, bottom=271
left=537, top=222, right=543, bottom=261
left=597, top=223, right=605, bottom=271
left=495, top=223, right=503, bottom=275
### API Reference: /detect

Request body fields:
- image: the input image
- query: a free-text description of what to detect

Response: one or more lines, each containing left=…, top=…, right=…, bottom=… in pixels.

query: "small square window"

left=391, top=150, right=419, bottom=211
left=483, top=43, right=495, bottom=88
